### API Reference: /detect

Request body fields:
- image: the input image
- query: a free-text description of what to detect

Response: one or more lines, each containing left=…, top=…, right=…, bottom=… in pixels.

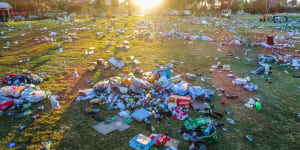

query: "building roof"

left=0, top=2, right=12, bottom=9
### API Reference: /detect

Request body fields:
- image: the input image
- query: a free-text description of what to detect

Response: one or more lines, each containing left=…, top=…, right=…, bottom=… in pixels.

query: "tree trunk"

left=128, top=0, right=131, bottom=16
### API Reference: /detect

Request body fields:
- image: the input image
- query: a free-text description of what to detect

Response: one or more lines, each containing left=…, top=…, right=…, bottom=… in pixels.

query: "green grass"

left=0, top=15, right=299, bottom=149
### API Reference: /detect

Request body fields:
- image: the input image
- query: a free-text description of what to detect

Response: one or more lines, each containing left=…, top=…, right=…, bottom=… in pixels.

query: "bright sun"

left=132, top=0, right=162, bottom=10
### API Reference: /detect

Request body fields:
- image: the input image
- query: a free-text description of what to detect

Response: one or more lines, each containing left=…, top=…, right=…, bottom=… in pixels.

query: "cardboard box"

left=169, top=95, right=191, bottom=108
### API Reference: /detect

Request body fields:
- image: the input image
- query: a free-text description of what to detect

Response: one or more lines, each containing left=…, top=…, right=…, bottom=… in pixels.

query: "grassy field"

left=0, top=15, right=299, bottom=149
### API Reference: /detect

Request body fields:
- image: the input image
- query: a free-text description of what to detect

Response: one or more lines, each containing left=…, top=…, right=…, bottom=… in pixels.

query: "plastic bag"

left=50, top=95, right=60, bottom=109
left=0, top=86, right=23, bottom=98
left=232, top=78, right=247, bottom=85
left=109, top=77, right=122, bottom=89
left=27, top=74, right=43, bottom=84
left=108, top=57, right=125, bottom=68
left=131, top=108, right=151, bottom=121
left=189, top=86, right=204, bottom=100
left=130, top=77, right=150, bottom=94
left=158, top=76, right=173, bottom=90
left=106, top=93, right=119, bottom=108
left=243, top=83, right=258, bottom=91
left=153, top=68, right=172, bottom=79
left=172, top=81, right=188, bottom=95
left=26, top=91, right=46, bottom=103
left=93, top=80, right=109, bottom=93
left=76, top=89, right=97, bottom=101
left=172, top=106, right=188, bottom=120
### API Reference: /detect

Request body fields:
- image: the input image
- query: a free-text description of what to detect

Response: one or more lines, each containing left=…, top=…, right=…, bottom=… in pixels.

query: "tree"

left=269, top=2, right=282, bottom=13
left=93, top=0, right=106, bottom=13
left=243, top=0, right=252, bottom=13
left=219, top=0, right=228, bottom=11
left=231, top=0, right=241, bottom=13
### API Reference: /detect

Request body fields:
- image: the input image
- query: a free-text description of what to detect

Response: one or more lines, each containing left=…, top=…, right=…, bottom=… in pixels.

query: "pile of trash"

left=0, top=84, right=50, bottom=117
left=76, top=65, right=222, bottom=149
left=2, top=73, right=44, bottom=85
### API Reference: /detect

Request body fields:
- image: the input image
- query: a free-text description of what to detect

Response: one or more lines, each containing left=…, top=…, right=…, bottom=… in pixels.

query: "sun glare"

left=132, top=0, right=162, bottom=10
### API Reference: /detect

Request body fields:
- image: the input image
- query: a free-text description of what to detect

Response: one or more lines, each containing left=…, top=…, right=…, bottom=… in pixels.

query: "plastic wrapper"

left=122, top=77, right=133, bottom=87
left=108, top=57, right=125, bottom=68
left=119, top=87, right=128, bottom=94
left=0, top=86, right=24, bottom=98
left=150, top=134, right=170, bottom=146
left=244, top=98, right=256, bottom=109
left=12, top=99, right=24, bottom=105
left=232, top=78, right=247, bottom=85
left=50, top=95, right=60, bottom=109
left=189, top=86, right=204, bottom=100
left=109, top=77, right=122, bottom=90
left=172, top=81, right=189, bottom=96
left=93, top=80, right=109, bottom=93
left=153, top=68, right=171, bottom=79
left=172, top=106, right=188, bottom=120
left=243, top=83, right=258, bottom=91
left=0, top=94, right=12, bottom=102
left=130, top=77, right=150, bottom=94
left=131, top=108, right=151, bottom=121
left=25, top=90, right=46, bottom=103
left=168, top=75, right=181, bottom=83
left=0, top=100, right=14, bottom=112
left=106, top=93, right=119, bottom=108
left=158, top=76, right=173, bottom=90
left=27, top=74, right=43, bottom=84
left=76, top=89, right=97, bottom=101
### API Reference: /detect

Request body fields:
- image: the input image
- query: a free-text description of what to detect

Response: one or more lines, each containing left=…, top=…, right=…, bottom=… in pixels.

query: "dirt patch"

left=210, top=69, right=256, bottom=105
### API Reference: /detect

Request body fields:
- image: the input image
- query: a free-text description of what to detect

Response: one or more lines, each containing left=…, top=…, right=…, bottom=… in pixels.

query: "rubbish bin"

left=267, top=35, right=274, bottom=46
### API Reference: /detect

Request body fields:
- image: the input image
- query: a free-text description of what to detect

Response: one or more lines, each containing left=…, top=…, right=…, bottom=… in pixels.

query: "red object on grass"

left=150, top=134, right=170, bottom=146
left=220, top=100, right=227, bottom=104
left=0, top=101, right=14, bottom=112
left=2, top=74, right=17, bottom=84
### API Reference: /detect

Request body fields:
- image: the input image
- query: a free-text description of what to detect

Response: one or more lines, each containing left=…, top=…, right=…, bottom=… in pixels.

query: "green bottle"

left=151, top=126, right=157, bottom=134
left=21, top=103, right=32, bottom=111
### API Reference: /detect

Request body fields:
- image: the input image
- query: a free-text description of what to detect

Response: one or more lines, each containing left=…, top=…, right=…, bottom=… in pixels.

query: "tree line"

left=1, top=0, right=300, bottom=16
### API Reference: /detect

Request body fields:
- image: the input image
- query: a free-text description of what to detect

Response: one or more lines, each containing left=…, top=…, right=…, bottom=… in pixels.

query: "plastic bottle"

left=246, top=135, right=253, bottom=142
left=74, top=70, right=78, bottom=78
left=16, top=110, right=32, bottom=118
left=32, top=114, right=39, bottom=119
left=21, top=103, right=32, bottom=111
left=204, top=124, right=212, bottom=136
left=45, top=91, right=51, bottom=99
left=18, top=125, right=26, bottom=131
left=151, top=126, right=157, bottom=134
left=185, top=73, right=197, bottom=80
left=226, top=109, right=231, bottom=116
left=6, top=142, right=16, bottom=148
left=226, top=118, right=235, bottom=125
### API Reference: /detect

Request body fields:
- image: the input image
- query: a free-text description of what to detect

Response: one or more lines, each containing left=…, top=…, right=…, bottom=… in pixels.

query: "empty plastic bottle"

left=204, top=124, right=212, bottom=136
left=16, top=110, right=32, bottom=118
left=151, top=126, right=157, bottom=134
left=21, top=103, right=32, bottom=111
left=74, top=70, right=78, bottom=78
left=226, top=109, right=231, bottom=116
left=226, top=118, right=235, bottom=125
left=18, top=125, right=26, bottom=131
